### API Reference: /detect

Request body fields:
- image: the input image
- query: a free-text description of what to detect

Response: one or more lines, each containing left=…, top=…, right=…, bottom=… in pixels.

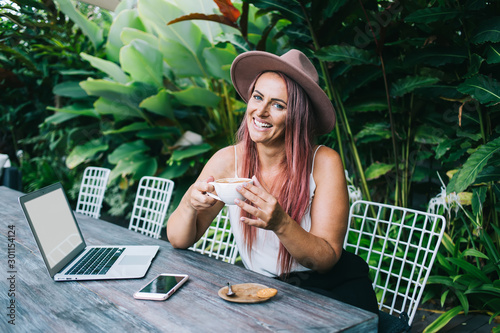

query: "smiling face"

left=246, top=72, right=288, bottom=147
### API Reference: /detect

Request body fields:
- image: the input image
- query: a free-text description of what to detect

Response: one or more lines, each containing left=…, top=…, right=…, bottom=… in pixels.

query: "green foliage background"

left=1, top=0, right=499, bottom=331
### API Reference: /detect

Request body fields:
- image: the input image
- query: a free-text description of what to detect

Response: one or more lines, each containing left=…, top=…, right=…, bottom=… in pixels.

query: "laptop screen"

left=20, top=183, right=86, bottom=275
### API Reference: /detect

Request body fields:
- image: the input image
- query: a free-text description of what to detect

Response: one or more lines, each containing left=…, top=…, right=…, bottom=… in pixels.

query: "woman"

left=167, top=49, right=378, bottom=314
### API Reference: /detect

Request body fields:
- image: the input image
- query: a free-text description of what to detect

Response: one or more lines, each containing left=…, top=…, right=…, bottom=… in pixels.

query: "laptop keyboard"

left=67, top=247, right=125, bottom=275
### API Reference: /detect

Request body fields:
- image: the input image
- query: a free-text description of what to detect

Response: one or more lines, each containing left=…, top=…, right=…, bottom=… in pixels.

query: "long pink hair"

left=236, top=71, right=318, bottom=277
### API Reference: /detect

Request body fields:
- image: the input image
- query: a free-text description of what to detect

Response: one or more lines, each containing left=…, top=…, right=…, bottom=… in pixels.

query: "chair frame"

left=344, top=200, right=446, bottom=325
left=75, top=167, right=111, bottom=219
left=129, top=176, right=174, bottom=239
left=189, top=206, right=239, bottom=264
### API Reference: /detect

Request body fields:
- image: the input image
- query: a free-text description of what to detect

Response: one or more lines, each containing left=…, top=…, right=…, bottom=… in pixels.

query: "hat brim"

left=230, top=51, right=336, bottom=134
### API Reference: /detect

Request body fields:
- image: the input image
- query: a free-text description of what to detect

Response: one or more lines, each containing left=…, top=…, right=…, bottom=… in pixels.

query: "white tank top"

left=228, top=145, right=322, bottom=277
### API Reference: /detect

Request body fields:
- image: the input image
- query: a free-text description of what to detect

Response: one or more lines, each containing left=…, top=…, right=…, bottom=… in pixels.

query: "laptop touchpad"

left=119, top=255, right=150, bottom=265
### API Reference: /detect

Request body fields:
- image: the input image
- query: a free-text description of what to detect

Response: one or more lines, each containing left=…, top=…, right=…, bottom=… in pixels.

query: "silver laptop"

left=19, top=182, right=159, bottom=281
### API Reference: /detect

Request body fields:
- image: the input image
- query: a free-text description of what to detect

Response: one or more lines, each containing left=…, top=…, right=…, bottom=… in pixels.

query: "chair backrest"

left=129, top=176, right=174, bottom=239
left=75, top=167, right=111, bottom=219
left=188, top=206, right=239, bottom=264
left=344, top=200, right=446, bottom=325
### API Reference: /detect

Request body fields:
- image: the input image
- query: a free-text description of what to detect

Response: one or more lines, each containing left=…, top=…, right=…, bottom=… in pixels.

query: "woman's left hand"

left=235, top=176, right=289, bottom=233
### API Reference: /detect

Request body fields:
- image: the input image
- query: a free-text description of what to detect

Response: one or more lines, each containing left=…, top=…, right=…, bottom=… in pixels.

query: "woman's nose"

left=255, top=103, right=269, bottom=117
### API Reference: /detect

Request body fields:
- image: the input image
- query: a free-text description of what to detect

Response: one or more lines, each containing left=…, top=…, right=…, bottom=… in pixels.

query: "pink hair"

left=236, top=71, right=317, bottom=277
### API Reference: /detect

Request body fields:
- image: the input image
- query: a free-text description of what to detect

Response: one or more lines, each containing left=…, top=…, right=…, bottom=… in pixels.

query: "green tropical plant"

left=0, top=0, right=110, bottom=194
left=4, top=0, right=499, bottom=329
left=210, top=0, right=499, bottom=330
left=423, top=229, right=500, bottom=332
left=48, top=0, right=289, bottom=216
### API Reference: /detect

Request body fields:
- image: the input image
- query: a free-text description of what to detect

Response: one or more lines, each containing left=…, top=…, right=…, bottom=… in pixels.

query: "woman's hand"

left=189, top=176, right=218, bottom=210
left=235, top=176, right=290, bottom=233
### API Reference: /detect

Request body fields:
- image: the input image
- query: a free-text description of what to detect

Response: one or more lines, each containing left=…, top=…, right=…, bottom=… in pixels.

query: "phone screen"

left=140, top=275, right=184, bottom=294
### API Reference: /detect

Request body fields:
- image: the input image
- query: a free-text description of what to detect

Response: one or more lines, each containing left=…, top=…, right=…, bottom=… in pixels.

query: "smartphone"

left=133, top=273, right=189, bottom=301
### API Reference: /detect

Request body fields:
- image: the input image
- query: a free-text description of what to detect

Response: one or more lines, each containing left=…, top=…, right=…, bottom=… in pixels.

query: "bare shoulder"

left=313, top=146, right=343, bottom=173
left=198, top=145, right=236, bottom=180
left=311, top=145, right=345, bottom=187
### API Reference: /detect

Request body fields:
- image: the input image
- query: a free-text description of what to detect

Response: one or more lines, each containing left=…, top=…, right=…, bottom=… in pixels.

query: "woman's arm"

left=235, top=146, right=349, bottom=272
left=166, top=146, right=234, bottom=248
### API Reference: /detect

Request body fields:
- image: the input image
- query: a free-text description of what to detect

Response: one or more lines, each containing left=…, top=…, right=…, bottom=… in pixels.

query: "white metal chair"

left=75, top=167, right=111, bottom=219
left=344, top=200, right=446, bottom=328
left=189, top=206, right=239, bottom=264
left=129, top=176, right=174, bottom=239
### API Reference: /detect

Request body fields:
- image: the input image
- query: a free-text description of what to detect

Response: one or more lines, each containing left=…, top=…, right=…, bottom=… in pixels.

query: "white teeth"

left=254, top=119, right=272, bottom=128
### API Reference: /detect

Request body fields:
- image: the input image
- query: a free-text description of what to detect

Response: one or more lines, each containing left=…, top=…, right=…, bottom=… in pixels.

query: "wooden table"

left=0, top=186, right=378, bottom=332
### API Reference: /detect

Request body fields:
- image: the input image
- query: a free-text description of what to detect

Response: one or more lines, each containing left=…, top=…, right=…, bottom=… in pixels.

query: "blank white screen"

left=24, top=188, right=83, bottom=269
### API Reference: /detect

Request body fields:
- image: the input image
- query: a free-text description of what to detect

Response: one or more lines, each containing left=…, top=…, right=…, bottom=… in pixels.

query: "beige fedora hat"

left=230, top=49, right=336, bottom=134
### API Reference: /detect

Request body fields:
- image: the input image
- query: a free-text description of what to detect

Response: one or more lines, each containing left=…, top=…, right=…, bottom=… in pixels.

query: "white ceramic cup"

left=207, top=178, right=253, bottom=205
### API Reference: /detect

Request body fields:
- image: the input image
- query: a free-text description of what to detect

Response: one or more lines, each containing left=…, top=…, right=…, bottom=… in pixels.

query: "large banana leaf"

left=120, top=39, right=163, bottom=87
left=159, top=38, right=208, bottom=77
left=109, top=154, right=158, bottom=181
left=447, top=136, right=500, bottom=194
left=354, top=122, right=391, bottom=143
left=46, top=104, right=99, bottom=119
left=80, top=53, right=130, bottom=84
left=105, top=9, right=146, bottom=63
left=170, top=86, right=221, bottom=108
left=390, top=76, right=440, bottom=97
left=316, top=45, right=379, bottom=66
left=202, top=46, right=237, bottom=82
left=66, top=139, right=109, bottom=169
left=139, top=90, right=175, bottom=119
left=170, top=143, right=212, bottom=162
left=103, top=122, right=150, bottom=135
left=215, top=33, right=251, bottom=53
left=159, top=161, right=190, bottom=179
left=457, top=74, right=500, bottom=105
left=80, top=79, right=157, bottom=106
left=120, top=28, right=159, bottom=48
left=54, top=0, right=103, bottom=48
left=414, top=125, right=447, bottom=145
left=365, top=162, right=394, bottom=181
left=94, top=97, right=141, bottom=120
left=107, top=139, right=158, bottom=180
left=53, top=81, right=89, bottom=99
left=475, top=165, right=500, bottom=184
left=485, top=44, right=500, bottom=64
left=138, top=0, right=211, bottom=77
left=43, top=112, right=79, bottom=125
left=108, top=140, right=150, bottom=164
left=471, top=17, right=500, bottom=44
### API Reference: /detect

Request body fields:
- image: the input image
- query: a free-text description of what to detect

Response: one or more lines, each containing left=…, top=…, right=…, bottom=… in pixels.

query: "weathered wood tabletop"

left=0, top=185, right=378, bottom=332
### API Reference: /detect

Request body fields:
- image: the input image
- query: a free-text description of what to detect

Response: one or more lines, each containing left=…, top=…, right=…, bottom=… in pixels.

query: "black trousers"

left=281, top=250, right=379, bottom=314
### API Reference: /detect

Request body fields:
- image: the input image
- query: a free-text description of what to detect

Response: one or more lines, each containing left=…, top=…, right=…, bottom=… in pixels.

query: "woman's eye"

left=253, top=95, right=262, bottom=101
left=273, top=103, right=285, bottom=110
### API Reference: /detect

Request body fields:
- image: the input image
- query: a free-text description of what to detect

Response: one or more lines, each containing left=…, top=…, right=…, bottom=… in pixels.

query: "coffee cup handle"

left=207, top=182, right=222, bottom=202
left=206, top=192, right=222, bottom=202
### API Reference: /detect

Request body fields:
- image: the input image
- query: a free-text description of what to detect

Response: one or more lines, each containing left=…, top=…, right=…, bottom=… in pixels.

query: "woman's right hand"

left=189, top=176, right=218, bottom=210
